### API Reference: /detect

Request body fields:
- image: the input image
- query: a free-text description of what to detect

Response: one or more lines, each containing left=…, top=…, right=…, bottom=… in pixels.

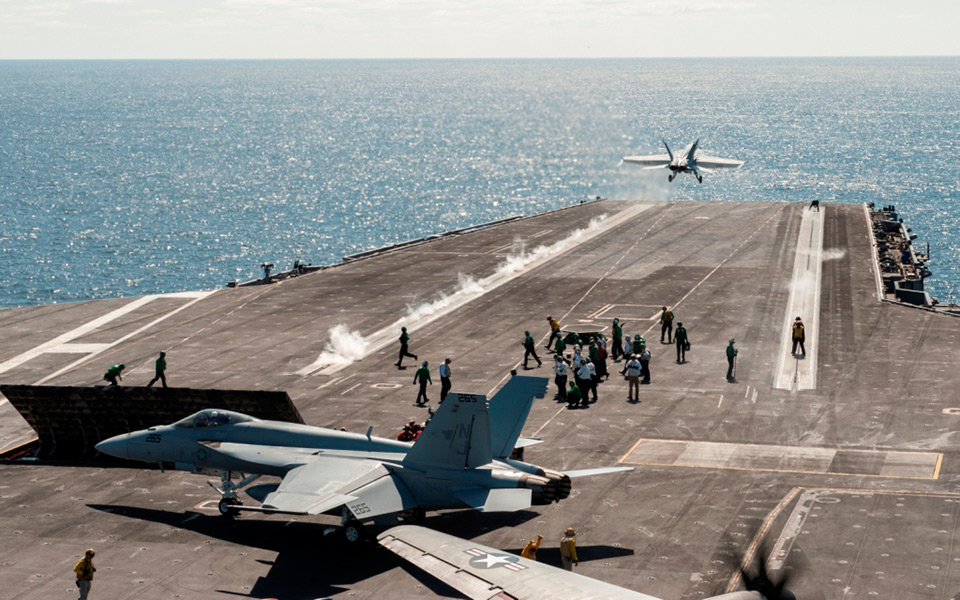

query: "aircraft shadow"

left=87, top=503, right=539, bottom=599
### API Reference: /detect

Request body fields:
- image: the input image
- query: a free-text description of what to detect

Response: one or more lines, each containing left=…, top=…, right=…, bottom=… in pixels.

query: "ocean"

left=1, top=58, right=958, bottom=309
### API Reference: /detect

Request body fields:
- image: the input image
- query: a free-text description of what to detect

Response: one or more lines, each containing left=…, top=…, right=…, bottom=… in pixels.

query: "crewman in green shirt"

left=147, top=351, right=167, bottom=388
left=566, top=381, right=582, bottom=409
left=522, top=331, right=542, bottom=369
left=612, top=318, right=623, bottom=361
left=413, top=360, right=432, bottom=405
left=675, top=324, right=689, bottom=363
left=726, top=339, right=738, bottom=380
left=396, top=326, right=418, bottom=369
left=103, top=364, right=125, bottom=387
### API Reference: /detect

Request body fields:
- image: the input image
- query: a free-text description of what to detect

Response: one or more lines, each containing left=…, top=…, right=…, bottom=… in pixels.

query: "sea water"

left=1, top=58, right=958, bottom=309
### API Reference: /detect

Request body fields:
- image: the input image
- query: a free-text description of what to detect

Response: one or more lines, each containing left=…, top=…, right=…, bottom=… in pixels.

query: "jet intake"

left=520, top=469, right=571, bottom=504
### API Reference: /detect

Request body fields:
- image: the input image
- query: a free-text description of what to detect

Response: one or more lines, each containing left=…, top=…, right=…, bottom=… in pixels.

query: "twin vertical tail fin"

left=403, top=376, right=549, bottom=469
left=687, top=138, right=700, bottom=161
left=662, top=138, right=674, bottom=161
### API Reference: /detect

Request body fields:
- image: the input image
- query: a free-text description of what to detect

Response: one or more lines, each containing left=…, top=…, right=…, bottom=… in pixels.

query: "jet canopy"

left=174, top=409, right=259, bottom=429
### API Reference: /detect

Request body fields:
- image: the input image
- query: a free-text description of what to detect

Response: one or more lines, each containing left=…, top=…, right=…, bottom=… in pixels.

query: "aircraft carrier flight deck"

left=2, top=198, right=959, bottom=600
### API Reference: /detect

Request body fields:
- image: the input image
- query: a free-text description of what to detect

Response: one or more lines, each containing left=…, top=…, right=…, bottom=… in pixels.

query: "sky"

left=0, top=0, right=958, bottom=59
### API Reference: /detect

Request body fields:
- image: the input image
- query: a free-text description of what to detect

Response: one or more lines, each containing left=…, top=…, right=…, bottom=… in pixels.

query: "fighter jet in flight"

left=95, top=376, right=631, bottom=542
left=623, top=139, right=744, bottom=183
left=379, top=525, right=798, bottom=600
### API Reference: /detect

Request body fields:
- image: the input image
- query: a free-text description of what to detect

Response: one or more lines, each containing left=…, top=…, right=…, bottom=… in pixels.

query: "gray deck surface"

left=2, top=199, right=960, bottom=600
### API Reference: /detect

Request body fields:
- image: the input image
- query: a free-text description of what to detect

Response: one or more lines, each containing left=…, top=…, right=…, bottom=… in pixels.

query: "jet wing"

left=693, top=155, right=745, bottom=170
left=621, top=154, right=671, bottom=169
left=378, top=525, right=662, bottom=600
left=261, top=457, right=416, bottom=517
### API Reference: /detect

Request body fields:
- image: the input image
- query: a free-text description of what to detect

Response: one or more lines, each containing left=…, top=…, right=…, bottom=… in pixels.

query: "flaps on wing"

left=454, top=488, right=532, bottom=512
left=262, top=458, right=414, bottom=516
left=378, top=525, right=660, bottom=600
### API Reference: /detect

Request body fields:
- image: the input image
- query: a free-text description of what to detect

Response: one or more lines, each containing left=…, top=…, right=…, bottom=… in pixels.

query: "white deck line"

left=773, top=207, right=824, bottom=391
left=298, top=202, right=656, bottom=377
left=0, top=295, right=157, bottom=376
left=32, top=290, right=218, bottom=385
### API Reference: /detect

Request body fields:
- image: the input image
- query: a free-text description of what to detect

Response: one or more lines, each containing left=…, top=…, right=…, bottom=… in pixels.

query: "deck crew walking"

left=522, top=331, right=542, bottom=369
left=413, top=361, right=432, bottom=405
left=147, top=351, right=168, bottom=388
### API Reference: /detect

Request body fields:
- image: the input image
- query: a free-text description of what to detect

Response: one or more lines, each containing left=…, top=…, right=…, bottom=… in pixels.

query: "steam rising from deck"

left=297, top=208, right=646, bottom=377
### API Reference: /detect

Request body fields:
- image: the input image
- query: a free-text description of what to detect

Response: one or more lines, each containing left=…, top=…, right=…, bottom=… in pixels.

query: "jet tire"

left=342, top=520, right=366, bottom=544
left=218, top=497, right=242, bottom=517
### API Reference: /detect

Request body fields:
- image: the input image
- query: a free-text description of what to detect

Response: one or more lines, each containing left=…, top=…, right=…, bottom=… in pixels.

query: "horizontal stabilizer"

left=514, top=436, right=542, bottom=449
left=564, top=466, right=634, bottom=478
left=454, top=487, right=533, bottom=512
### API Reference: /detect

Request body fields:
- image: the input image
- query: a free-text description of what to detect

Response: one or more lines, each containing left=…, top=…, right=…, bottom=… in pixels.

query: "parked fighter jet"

left=623, top=139, right=744, bottom=183
left=95, top=376, right=631, bottom=542
left=379, top=525, right=797, bottom=600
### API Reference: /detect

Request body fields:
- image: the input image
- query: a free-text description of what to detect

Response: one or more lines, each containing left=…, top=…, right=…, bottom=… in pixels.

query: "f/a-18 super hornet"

left=95, top=376, right=631, bottom=542
left=379, top=525, right=798, bottom=600
left=623, top=139, right=744, bottom=183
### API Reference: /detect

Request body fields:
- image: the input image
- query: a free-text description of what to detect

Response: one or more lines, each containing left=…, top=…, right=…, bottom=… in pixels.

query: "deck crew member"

left=726, top=339, right=738, bottom=380
left=522, top=331, right=542, bottom=369
left=439, top=358, right=452, bottom=403
left=413, top=361, right=432, bottom=405
left=103, top=364, right=124, bottom=387
left=611, top=318, right=624, bottom=361
left=553, top=354, right=568, bottom=400
left=147, top=351, right=167, bottom=388
left=545, top=316, right=561, bottom=350
left=792, top=317, right=806, bottom=356
left=621, top=353, right=642, bottom=401
left=660, top=306, right=675, bottom=344
left=520, top=534, right=543, bottom=560
left=675, top=323, right=689, bottom=363
left=559, top=528, right=579, bottom=571
left=73, top=548, right=96, bottom=599
left=396, top=326, right=417, bottom=368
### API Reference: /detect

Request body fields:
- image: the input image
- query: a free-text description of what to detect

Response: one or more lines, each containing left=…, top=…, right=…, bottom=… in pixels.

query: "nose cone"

left=95, top=434, right=130, bottom=459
